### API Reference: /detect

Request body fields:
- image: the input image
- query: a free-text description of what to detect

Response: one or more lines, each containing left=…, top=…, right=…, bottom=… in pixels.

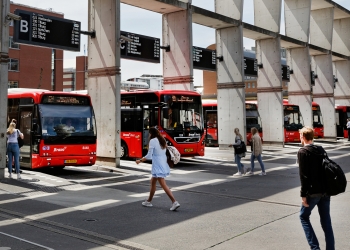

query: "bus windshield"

left=39, top=104, right=96, bottom=142
left=161, top=94, right=203, bottom=133
left=284, top=106, right=304, bottom=131
left=313, top=110, right=323, bottom=128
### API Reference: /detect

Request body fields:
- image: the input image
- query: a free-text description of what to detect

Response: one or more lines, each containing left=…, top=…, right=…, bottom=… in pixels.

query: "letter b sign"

left=20, top=20, right=28, bottom=33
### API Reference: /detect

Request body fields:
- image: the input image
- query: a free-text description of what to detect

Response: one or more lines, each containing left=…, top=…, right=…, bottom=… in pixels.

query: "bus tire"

left=121, top=142, right=128, bottom=159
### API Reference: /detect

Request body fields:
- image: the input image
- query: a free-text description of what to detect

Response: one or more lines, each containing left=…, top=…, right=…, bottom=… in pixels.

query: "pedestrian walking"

left=6, top=119, right=24, bottom=179
left=346, top=118, right=350, bottom=141
left=229, top=128, right=247, bottom=176
left=246, top=127, right=265, bottom=176
left=136, top=127, right=180, bottom=211
left=297, top=126, right=335, bottom=250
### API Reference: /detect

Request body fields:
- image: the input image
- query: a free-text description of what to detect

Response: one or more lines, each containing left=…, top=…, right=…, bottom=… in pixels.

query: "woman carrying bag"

left=6, top=119, right=24, bottom=179
left=229, top=128, right=247, bottom=176
left=136, top=127, right=180, bottom=211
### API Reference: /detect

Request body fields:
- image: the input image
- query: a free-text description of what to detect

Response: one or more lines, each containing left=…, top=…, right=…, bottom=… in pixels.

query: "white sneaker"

left=245, top=171, right=254, bottom=176
left=142, top=200, right=153, bottom=207
left=170, top=201, right=180, bottom=211
left=17, top=173, right=21, bottom=179
left=258, top=172, right=266, bottom=176
left=8, top=173, right=12, bottom=178
left=243, top=165, right=248, bottom=174
left=233, top=172, right=242, bottom=176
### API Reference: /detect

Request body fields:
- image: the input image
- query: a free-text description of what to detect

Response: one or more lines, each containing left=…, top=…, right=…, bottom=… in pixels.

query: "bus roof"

left=121, top=89, right=201, bottom=96
left=202, top=99, right=217, bottom=106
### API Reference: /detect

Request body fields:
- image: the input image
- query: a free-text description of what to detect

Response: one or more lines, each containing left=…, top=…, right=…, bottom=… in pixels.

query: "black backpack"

left=304, top=146, right=347, bottom=196
left=322, top=153, right=347, bottom=196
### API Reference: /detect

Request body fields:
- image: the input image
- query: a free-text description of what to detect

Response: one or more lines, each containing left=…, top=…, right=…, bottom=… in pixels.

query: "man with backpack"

left=297, top=126, right=335, bottom=250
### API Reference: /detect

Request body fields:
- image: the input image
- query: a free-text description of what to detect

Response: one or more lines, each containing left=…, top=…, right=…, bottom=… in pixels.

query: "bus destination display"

left=120, top=31, right=160, bottom=63
left=193, top=46, right=216, bottom=71
left=14, top=10, right=80, bottom=51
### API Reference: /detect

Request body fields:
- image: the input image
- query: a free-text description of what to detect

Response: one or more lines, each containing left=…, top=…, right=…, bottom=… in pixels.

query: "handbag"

left=17, top=130, right=24, bottom=148
left=234, top=141, right=247, bottom=154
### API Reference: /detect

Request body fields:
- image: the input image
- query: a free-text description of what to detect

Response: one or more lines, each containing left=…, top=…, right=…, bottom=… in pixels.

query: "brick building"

left=8, top=3, right=63, bottom=90
left=62, top=56, right=88, bottom=91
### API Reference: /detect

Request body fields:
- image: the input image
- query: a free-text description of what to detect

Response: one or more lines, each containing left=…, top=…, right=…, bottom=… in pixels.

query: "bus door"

left=142, top=105, right=158, bottom=154
left=18, top=106, right=33, bottom=168
left=335, top=109, right=346, bottom=137
left=205, top=110, right=218, bottom=146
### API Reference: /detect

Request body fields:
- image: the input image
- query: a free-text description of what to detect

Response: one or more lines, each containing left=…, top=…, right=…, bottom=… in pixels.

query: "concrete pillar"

left=256, top=38, right=284, bottom=146
left=311, top=55, right=336, bottom=140
left=287, top=48, right=312, bottom=127
left=310, top=7, right=336, bottom=140
left=215, top=0, right=245, bottom=148
left=162, top=10, right=193, bottom=90
left=334, top=61, right=350, bottom=106
left=254, top=0, right=284, bottom=146
left=284, top=0, right=312, bottom=127
left=87, top=0, right=121, bottom=165
left=0, top=0, right=10, bottom=178
left=332, top=18, right=350, bottom=106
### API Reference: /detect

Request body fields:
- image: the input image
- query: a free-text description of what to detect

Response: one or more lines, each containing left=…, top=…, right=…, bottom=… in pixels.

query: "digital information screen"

left=244, top=57, right=258, bottom=77
left=193, top=46, right=216, bottom=71
left=14, top=10, right=80, bottom=51
left=120, top=31, right=160, bottom=63
left=282, top=65, right=290, bottom=82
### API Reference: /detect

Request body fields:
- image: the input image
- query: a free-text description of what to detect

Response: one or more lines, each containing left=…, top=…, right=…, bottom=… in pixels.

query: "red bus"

left=312, top=102, right=324, bottom=138
left=335, top=105, right=350, bottom=138
left=282, top=100, right=304, bottom=142
left=7, top=88, right=97, bottom=169
left=202, top=99, right=262, bottom=146
left=120, top=90, right=205, bottom=158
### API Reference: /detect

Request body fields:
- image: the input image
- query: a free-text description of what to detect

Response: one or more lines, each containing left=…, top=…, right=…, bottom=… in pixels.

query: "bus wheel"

left=121, top=143, right=128, bottom=159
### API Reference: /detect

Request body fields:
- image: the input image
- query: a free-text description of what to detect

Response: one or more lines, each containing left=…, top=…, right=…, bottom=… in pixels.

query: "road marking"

left=0, top=232, right=54, bottom=250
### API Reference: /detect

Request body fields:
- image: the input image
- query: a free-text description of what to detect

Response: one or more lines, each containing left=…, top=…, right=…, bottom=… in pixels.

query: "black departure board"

left=13, top=10, right=80, bottom=51
left=193, top=46, right=216, bottom=71
left=120, top=31, right=160, bottom=63
left=282, top=65, right=290, bottom=82
left=244, top=57, right=258, bottom=77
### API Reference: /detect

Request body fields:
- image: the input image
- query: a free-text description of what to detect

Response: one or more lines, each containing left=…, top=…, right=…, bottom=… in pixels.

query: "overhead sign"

left=193, top=46, right=216, bottom=71
left=244, top=57, right=258, bottom=77
left=120, top=31, right=160, bottom=63
left=282, top=65, right=290, bottom=82
left=13, top=10, right=80, bottom=51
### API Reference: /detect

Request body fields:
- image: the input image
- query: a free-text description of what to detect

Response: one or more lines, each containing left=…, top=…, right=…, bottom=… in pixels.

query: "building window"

left=8, top=81, right=18, bottom=88
left=247, top=83, right=251, bottom=88
left=8, top=59, right=19, bottom=71
left=252, top=82, right=255, bottom=88
left=285, top=82, right=288, bottom=87
left=9, top=37, right=19, bottom=49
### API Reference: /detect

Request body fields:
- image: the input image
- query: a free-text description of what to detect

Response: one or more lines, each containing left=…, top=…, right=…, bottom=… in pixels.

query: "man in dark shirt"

left=297, top=126, right=335, bottom=250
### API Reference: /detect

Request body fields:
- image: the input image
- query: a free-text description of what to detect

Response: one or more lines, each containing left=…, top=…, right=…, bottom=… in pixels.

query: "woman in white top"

left=6, top=119, right=24, bottom=179
left=136, top=127, right=180, bottom=211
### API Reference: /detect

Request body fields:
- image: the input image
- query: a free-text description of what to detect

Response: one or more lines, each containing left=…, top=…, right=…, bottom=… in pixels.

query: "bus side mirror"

left=163, top=108, right=169, bottom=119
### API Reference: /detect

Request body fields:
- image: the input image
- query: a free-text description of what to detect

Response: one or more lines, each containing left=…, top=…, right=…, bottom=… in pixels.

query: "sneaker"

left=243, top=165, right=248, bottom=174
left=8, top=174, right=12, bottom=178
left=233, top=172, right=242, bottom=176
left=245, top=171, right=254, bottom=176
left=17, top=173, right=21, bottom=179
left=258, top=172, right=266, bottom=176
left=170, top=201, right=180, bottom=211
left=142, top=200, right=153, bottom=207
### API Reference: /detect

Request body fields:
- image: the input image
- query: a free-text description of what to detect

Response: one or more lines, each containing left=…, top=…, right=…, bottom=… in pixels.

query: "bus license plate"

left=184, top=148, right=193, bottom=153
left=65, top=159, right=77, bottom=164
left=294, top=139, right=299, bottom=142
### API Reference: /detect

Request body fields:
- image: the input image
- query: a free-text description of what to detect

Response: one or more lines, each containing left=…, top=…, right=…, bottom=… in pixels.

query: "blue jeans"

left=250, top=153, right=265, bottom=172
left=300, top=196, right=335, bottom=250
left=7, top=143, right=20, bottom=174
left=235, top=154, right=244, bottom=173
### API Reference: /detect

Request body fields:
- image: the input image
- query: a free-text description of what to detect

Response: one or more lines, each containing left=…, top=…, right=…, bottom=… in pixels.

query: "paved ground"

left=0, top=139, right=349, bottom=250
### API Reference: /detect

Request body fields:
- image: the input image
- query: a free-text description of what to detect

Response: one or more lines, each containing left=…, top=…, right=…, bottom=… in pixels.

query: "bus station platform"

left=0, top=139, right=349, bottom=250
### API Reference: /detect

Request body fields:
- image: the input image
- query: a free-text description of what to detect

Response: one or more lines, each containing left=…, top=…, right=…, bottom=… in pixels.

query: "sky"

left=11, top=0, right=350, bottom=86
